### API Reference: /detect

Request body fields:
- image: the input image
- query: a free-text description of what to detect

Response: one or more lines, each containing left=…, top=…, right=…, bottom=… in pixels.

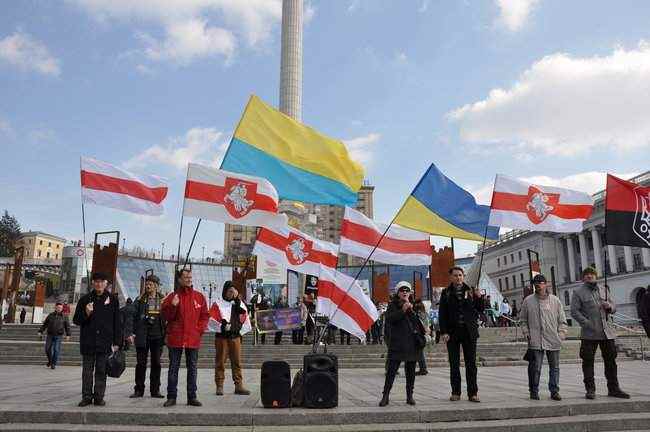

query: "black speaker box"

left=303, top=353, right=338, bottom=408
left=261, top=360, right=291, bottom=408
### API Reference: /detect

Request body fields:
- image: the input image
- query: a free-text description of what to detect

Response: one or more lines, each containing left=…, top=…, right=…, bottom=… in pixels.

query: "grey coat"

left=570, top=283, right=617, bottom=340
left=519, top=293, right=567, bottom=351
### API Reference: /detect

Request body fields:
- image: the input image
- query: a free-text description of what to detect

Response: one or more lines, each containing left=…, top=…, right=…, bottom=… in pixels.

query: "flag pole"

left=603, top=176, right=609, bottom=304
left=79, top=157, right=91, bottom=291
left=176, top=165, right=190, bottom=265
left=475, top=175, right=497, bottom=289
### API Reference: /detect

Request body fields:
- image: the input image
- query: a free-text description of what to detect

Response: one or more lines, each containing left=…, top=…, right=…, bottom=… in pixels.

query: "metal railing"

left=610, top=313, right=647, bottom=361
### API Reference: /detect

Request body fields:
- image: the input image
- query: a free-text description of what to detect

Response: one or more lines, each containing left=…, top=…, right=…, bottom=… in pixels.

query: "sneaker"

left=78, top=399, right=93, bottom=407
left=187, top=399, right=202, bottom=407
left=585, top=391, right=596, bottom=400
left=551, top=392, right=562, bottom=401
left=93, top=399, right=106, bottom=406
left=449, top=394, right=461, bottom=402
left=530, top=393, right=540, bottom=400
left=608, top=389, right=630, bottom=399
left=163, top=398, right=176, bottom=407
left=469, top=395, right=481, bottom=403
left=50, top=365, right=56, bottom=370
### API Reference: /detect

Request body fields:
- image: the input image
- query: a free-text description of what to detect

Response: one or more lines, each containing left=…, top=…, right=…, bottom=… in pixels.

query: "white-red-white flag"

left=488, top=175, right=594, bottom=233
left=317, top=266, right=378, bottom=341
left=80, top=157, right=168, bottom=216
left=340, top=207, right=431, bottom=266
left=183, top=163, right=287, bottom=228
left=253, top=226, right=338, bottom=276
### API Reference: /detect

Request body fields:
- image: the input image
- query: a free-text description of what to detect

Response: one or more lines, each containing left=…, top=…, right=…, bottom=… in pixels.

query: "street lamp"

left=122, top=238, right=126, bottom=254
left=202, top=246, right=205, bottom=262
left=161, top=242, right=165, bottom=260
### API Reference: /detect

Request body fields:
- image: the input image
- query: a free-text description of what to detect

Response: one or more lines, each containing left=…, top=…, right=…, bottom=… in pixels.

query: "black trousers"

left=339, top=329, right=351, bottom=345
left=82, top=352, right=109, bottom=401
left=579, top=339, right=619, bottom=391
left=447, top=326, right=478, bottom=396
left=383, top=359, right=416, bottom=397
left=274, top=331, right=283, bottom=345
left=292, top=327, right=305, bottom=344
left=134, top=338, right=164, bottom=394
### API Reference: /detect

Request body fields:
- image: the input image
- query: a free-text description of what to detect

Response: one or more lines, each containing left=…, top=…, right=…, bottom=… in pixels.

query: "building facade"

left=15, top=231, right=66, bottom=261
left=479, top=171, right=650, bottom=322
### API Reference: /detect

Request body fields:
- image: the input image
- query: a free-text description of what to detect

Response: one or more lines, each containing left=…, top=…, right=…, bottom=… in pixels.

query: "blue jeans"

left=45, top=335, right=62, bottom=366
left=527, top=349, right=560, bottom=395
left=167, top=347, right=198, bottom=400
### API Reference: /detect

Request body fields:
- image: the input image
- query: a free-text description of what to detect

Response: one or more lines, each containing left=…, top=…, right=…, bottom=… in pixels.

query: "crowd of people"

left=30, top=263, right=648, bottom=408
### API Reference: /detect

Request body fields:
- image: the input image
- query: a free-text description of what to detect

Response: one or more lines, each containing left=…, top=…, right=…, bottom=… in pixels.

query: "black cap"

left=145, top=274, right=160, bottom=285
left=91, top=272, right=108, bottom=282
left=532, top=274, right=547, bottom=284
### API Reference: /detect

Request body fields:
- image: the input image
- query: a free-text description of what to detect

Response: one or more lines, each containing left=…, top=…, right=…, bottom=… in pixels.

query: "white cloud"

left=135, top=63, right=155, bottom=76
left=125, top=127, right=228, bottom=171
left=471, top=171, right=638, bottom=205
left=138, top=19, right=235, bottom=65
left=67, top=0, right=282, bottom=66
left=344, top=132, right=380, bottom=166
left=419, top=1, right=430, bottom=13
left=448, top=41, right=650, bottom=157
left=395, top=51, right=408, bottom=63
left=348, top=0, right=361, bottom=13
left=494, top=0, right=539, bottom=32
left=0, top=31, right=61, bottom=76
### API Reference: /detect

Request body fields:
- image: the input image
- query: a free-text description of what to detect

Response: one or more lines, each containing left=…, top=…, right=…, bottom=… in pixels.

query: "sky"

left=1, top=0, right=649, bottom=261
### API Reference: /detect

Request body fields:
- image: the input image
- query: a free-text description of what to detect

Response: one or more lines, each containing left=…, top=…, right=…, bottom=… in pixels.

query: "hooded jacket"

left=161, top=285, right=209, bottom=349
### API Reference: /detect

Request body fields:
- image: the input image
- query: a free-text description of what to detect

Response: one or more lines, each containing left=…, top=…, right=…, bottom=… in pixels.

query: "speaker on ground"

left=303, top=353, right=338, bottom=408
left=260, top=360, right=291, bottom=408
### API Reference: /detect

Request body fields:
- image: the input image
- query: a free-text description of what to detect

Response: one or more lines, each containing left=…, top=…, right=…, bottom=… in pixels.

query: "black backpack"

left=290, top=369, right=304, bottom=407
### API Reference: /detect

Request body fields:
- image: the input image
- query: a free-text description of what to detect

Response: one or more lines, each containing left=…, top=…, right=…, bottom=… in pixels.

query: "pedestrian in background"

left=38, top=302, right=71, bottom=369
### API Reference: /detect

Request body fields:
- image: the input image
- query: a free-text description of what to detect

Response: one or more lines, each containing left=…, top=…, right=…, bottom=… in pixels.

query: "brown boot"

left=215, top=385, right=224, bottom=396
left=234, top=384, right=250, bottom=395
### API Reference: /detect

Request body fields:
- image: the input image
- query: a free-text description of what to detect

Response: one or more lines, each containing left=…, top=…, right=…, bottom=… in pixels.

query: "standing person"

left=304, top=293, right=316, bottom=345
left=38, top=302, right=71, bottom=369
left=639, top=285, right=650, bottom=338
left=20, top=308, right=26, bottom=324
left=439, top=267, right=483, bottom=403
left=379, top=282, right=424, bottom=407
left=511, top=300, right=519, bottom=320
left=73, top=272, right=121, bottom=407
left=128, top=275, right=166, bottom=399
left=414, top=299, right=430, bottom=375
left=211, top=281, right=251, bottom=396
left=571, top=267, right=630, bottom=399
left=250, top=288, right=269, bottom=345
left=161, top=268, right=209, bottom=407
left=120, top=298, right=135, bottom=350
left=499, top=298, right=511, bottom=327
left=519, top=274, right=567, bottom=401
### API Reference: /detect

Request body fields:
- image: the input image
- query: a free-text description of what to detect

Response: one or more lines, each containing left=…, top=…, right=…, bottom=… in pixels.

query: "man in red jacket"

left=161, top=268, right=209, bottom=407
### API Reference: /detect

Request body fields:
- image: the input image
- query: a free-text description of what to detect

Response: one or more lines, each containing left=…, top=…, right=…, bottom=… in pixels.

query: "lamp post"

left=161, top=242, right=165, bottom=260
left=122, top=238, right=126, bottom=254
left=202, top=246, right=205, bottom=263
left=208, top=283, right=213, bottom=308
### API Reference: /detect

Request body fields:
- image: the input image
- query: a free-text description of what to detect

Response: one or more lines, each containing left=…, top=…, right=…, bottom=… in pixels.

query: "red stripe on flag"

left=606, top=174, right=649, bottom=212
left=318, top=280, right=374, bottom=331
left=341, top=220, right=431, bottom=255
left=491, top=192, right=593, bottom=219
left=184, top=180, right=278, bottom=212
left=81, top=170, right=167, bottom=204
left=256, top=228, right=338, bottom=268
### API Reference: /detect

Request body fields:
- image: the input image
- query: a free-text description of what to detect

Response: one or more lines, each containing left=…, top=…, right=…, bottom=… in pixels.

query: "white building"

left=478, top=171, right=650, bottom=324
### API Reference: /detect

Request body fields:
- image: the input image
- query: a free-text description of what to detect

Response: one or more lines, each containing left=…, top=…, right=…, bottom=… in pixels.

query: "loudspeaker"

left=303, top=353, right=338, bottom=408
left=261, top=361, right=291, bottom=408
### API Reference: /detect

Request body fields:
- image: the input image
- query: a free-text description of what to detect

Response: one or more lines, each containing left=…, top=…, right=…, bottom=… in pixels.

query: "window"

left=510, top=253, right=514, bottom=263
left=29, top=239, right=32, bottom=244
left=37, top=250, right=41, bottom=257
left=55, top=254, right=58, bottom=259
left=617, top=256, right=626, bottom=272
left=498, top=279, right=503, bottom=291
left=39, top=240, right=43, bottom=245
left=503, top=255, right=507, bottom=265
left=518, top=251, right=522, bottom=261
left=520, top=273, right=525, bottom=287
left=587, top=236, right=593, bottom=250
left=564, top=291, right=570, bottom=306
left=56, top=244, right=60, bottom=249
left=633, top=254, right=643, bottom=270
left=46, top=252, right=50, bottom=258
left=497, top=258, right=500, bottom=267
left=505, top=278, right=510, bottom=290
left=512, top=275, right=517, bottom=288
left=48, top=242, right=51, bottom=247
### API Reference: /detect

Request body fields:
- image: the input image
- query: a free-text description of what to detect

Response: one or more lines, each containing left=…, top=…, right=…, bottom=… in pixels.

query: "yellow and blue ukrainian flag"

left=220, top=95, right=365, bottom=206
left=394, top=164, right=499, bottom=242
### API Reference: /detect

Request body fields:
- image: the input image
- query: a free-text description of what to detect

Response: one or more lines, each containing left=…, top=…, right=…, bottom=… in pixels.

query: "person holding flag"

left=209, top=281, right=251, bottom=397
left=571, top=267, right=630, bottom=400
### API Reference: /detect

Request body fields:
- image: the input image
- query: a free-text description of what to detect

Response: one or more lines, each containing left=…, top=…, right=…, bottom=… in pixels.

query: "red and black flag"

left=605, top=174, right=650, bottom=248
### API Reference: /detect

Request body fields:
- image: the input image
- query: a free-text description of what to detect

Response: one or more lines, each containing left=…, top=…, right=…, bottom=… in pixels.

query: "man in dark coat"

left=439, top=266, right=484, bottom=403
left=73, top=272, right=121, bottom=407
left=128, top=274, right=166, bottom=398
left=379, top=281, right=423, bottom=407
left=38, top=302, right=71, bottom=369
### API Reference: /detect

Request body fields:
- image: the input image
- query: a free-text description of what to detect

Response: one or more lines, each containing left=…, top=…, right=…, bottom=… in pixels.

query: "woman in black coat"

left=379, top=282, right=424, bottom=407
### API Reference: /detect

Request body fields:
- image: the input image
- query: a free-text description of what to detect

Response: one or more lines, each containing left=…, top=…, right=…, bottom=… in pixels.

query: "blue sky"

left=1, top=0, right=649, bottom=260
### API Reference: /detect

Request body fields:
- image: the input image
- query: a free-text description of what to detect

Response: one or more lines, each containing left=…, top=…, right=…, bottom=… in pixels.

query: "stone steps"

left=0, top=399, right=648, bottom=431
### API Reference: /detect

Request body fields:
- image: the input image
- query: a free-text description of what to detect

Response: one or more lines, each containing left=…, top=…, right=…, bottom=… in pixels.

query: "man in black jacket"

left=38, top=302, right=71, bottom=369
left=439, top=266, right=484, bottom=403
left=73, top=272, right=121, bottom=407
left=128, top=275, right=166, bottom=398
